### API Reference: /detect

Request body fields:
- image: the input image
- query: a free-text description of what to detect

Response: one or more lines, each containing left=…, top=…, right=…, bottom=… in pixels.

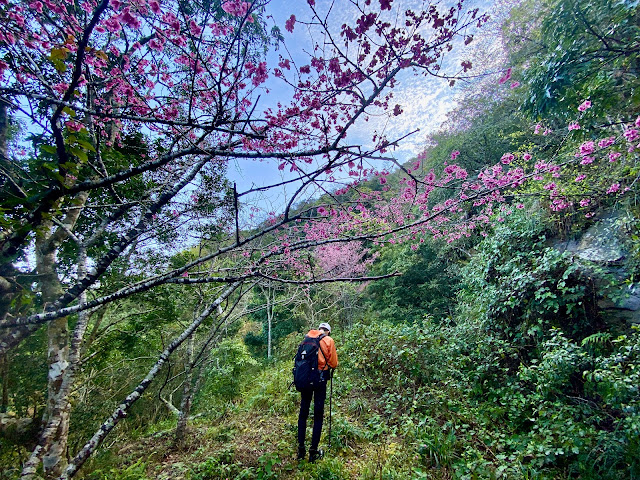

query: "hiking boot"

left=296, top=446, right=306, bottom=460
left=308, top=448, right=323, bottom=463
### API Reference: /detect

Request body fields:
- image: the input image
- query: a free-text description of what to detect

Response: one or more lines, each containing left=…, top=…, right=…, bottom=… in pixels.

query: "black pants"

left=297, top=380, right=327, bottom=451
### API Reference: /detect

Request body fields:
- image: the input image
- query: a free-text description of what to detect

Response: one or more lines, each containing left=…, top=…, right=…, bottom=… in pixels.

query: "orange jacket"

left=306, top=329, right=338, bottom=371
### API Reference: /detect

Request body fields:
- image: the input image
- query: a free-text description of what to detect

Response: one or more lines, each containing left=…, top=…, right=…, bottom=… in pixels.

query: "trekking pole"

left=328, top=369, right=333, bottom=450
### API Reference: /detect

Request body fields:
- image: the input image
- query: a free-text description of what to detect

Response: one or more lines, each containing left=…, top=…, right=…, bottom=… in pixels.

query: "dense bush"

left=194, top=339, right=259, bottom=411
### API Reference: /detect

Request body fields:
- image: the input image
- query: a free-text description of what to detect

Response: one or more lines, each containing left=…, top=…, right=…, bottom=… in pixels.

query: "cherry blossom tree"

left=0, top=0, right=507, bottom=477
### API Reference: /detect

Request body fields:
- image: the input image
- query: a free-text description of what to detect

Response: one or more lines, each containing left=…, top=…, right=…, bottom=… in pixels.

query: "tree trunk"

left=175, top=335, right=194, bottom=444
left=62, top=283, right=240, bottom=480
left=259, top=284, right=275, bottom=359
left=0, top=353, right=7, bottom=413
left=36, top=223, right=71, bottom=480
left=0, top=101, right=20, bottom=329
left=268, top=312, right=272, bottom=359
left=21, top=203, right=89, bottom=480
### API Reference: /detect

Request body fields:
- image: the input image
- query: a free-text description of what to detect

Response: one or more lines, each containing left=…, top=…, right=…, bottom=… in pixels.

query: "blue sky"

left=229, top=0, right=509, bottom=221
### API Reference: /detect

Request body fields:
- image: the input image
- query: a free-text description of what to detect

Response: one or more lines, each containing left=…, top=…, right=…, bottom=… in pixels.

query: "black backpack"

left=292, top=333, right=327, bottom=391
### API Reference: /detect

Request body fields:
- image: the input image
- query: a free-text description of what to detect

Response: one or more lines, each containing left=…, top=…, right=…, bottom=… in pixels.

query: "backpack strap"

left=317, top=333, right=329, bottom=367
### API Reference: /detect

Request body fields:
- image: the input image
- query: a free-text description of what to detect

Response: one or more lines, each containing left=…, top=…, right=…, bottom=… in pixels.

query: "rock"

left=554, top=212, right=639, bottom=326
left=0, top=413, right=35, bottom=440
left=556, top=215, right=625, bottom=264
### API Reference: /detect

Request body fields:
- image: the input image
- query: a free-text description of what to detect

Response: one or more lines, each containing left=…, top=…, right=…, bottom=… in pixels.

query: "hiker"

left=295, top=322, right=338, bottom=462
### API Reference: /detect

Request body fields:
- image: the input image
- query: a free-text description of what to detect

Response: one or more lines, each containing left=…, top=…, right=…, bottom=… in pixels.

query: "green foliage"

left=366, top=241, right=461, bottom=322
left=195, top=338, right=259, bottom=410
left=458, top=208, right=604, bottom=347
left=190, top=453, right=255, bottom=480
left=256, top=452, right=280, bottom=480
left=518, top=0, right=640, bottom=121
left=306, top=458, right=346, bottom=480
left=423, top=97, right=533, bottom=181
left=341, top=318, right=447, bottom=392
left=87, top=459, right=149, bottom=480
left=1, top=327, right=47, bottom=416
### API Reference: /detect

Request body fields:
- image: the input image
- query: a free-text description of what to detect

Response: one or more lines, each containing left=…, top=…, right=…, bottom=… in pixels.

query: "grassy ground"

left=79, top=361, right=444, bottom=480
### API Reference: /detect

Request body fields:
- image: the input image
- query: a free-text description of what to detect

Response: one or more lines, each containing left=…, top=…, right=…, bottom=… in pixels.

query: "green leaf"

left=69, top=147, right=88, bottom=162
left=50, top=47, right=69, bottom=60
left=52, top=59, right=67, bottom=73
left=40, top=145, right=57, bottom=155
left=76, top=139, right=96, bottom=152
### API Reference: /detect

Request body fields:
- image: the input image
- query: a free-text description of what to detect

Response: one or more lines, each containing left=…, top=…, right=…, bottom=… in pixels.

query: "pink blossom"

left=120, top=8, right=141, bottom=28
left=534, top=123, right=542, bottom=134
left=53, top=82, right=69, bottom=94
left=623, top=128, right=639, bottom=142
left=535, top=161, right=547, bottom=171
left=181, top=271, right=189, bottom=277
left=450, top=150, right=460, bottom=160
left=580, top=156, right=594, bottom=165
left=317, top=207, right=328, bottom=216
left=577, top=100, right=591, bottom=112
left=543, top=182, right=556, bottom=191
left=575, top=174, right=586, bottom=182
left=149, top=0, right=161, bottom=14
left=607, top=183, right=620, bottom=194
left=278, top=58, right=291, bottom=70
left=149, top=37, right=164, bottom=51
left=221, top=1, right=234, bottom=13
left=609, top=152, right=622, bottom=162
left=379, top=177, right=387, bottom=185
left=523, top=153, right=532, bottom=161
left=577, top=141, right=595, bottom=156
left=498, top=67, right=512, bottom=84
left=500, top=153, right=514, bottom=164
left=285, top=15, right=296, bottom=33
left=635, top=116, right=640, bottom=128
left=29, top=1, right=43, bottom=12
left=568, top=122, right=581, bottom=131
left=579, top=198, right=590, bottom=207
left=246, top=61, right=268, bottom=86
left=189, top=20, right=202, bottom=36
left=65, top=120, right=84, bottom=132
left=455, top=168, right=468, bottom=180
left=510, top=81, right=520, bottom=89
left=516, top=203, right=524, bottom=209
left=598, top=136, right=616, bottom=148
left=222, top=0, right=249, bottom=17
